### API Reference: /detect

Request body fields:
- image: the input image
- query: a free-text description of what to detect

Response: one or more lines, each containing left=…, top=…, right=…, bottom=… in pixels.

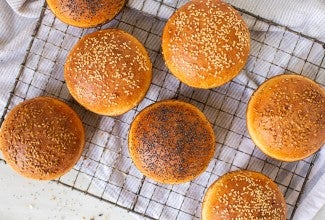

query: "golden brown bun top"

left=0, top=97, right=85, bottom=180
left=46, top=0, right=125, bottom=28
left=128, top=100, right=215, bottom=184
left=65, top=29, right=152, bottom=116
left=247, top=74, right=325, bottom=162
left=162, top=0, right=250, bottom=89
left=202, top=170, right=287, bottom=220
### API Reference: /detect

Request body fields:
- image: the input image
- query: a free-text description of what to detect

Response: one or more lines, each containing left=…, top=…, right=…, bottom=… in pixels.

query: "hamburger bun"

left=247, top=74, right=325, bottom=162
left=162, top=0, right=250, bottom=89
left=202, top=170, right=287, bottom=220
left=0, top=97, right=85, bottom=180
left=65, top=29, right=152, bottom=116
left=128, top=99, right=215, bottom=184
left=46, top=0, right=125, bottom=28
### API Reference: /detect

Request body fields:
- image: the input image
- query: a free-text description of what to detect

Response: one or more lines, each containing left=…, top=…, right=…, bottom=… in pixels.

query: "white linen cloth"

left=0, top=0, right=43, bottom=117
left=0, top=0, right=324, bottom=219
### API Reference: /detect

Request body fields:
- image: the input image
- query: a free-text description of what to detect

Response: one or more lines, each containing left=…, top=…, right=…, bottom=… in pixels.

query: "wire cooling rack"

left=1, top=0, right=325, bottom=219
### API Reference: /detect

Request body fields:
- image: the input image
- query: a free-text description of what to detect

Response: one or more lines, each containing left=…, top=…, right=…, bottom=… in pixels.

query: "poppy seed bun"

left=202, top=170, right=286, bottom=220
left=65, top=29, right=152, bottom=116
left=162, top=0, right=250, bottom=89
left=0, top=97, right=85, bottom=180
left=46, top=0, right=125, bottom=28
left=128, top=100, right=215, bottom=184
left=247, top=74, right=325, bottom=162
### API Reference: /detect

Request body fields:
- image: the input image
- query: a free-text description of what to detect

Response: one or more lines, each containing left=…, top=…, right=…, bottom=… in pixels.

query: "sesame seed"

left=65, top=29, right=152, bottom=112
left=163, top=0, right=249, bottom=87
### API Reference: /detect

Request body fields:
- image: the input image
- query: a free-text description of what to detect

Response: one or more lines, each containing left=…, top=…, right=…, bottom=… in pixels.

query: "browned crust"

left=202, top=170, right=287, bottom=220
left=128, top=99, right=216, bottom=184
left=65, top=29, right=152, bottom=116
left=162, top=0, right=250, bottom=89
left=46, top=0, right=126, bottom=28
left=0, top=97, right=85, bottom=180
left=247, top=74, right=325, bottom=162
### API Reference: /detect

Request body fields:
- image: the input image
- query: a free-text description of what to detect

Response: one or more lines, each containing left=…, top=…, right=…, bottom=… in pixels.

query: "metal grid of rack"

left=0, top=0, right=324, bottom=219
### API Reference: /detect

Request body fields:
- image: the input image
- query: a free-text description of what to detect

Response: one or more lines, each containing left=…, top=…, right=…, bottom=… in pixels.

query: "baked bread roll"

left=128, top=100, right=215, bottom=184
left=0, top=97, right=85, bottom=180
left=162, top=0, right=250, bottom=89
left=65, top=29, right=152, bottom=116
left=46, top=0, right=125, bottom=28
left=202, top=170, right=286, bottom=220
left=247, top=74, right=325, bottom=161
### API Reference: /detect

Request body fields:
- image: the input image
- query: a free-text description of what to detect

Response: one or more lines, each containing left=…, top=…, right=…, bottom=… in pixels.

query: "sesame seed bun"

left=65, top=29, right=152, bottom=116
left=128, top=99, right=215, bottom=184
left=202, top=170, right=287, bottom=220
left=162, top=0, right=250, bottom=89
left=46, top=0, right=125, bottom=28
left=0, top=97, right=85, bottom=180
left=247, top=74, right=325, bottom=162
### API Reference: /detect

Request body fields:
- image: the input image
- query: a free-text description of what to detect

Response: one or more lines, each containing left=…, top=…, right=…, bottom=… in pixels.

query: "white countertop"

left=0, top=160, right=140, bottom=220
left=1, top=156, right=325, bottom=220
